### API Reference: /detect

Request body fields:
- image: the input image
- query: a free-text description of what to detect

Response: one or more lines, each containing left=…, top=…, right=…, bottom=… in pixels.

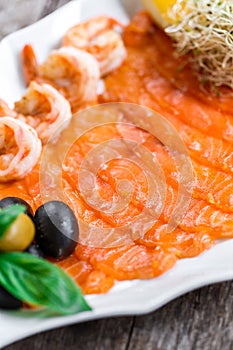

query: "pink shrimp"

left=14, top=81, right=72, bottom=144
left=21, top=45, right=100, bottom=112
left=0, top=117, right=41, bottom=182
left=62, top=16, right=127, bottom=76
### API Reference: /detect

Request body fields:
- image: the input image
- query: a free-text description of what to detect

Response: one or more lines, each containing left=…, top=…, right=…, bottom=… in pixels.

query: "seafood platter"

left=1, top=0, right=233, bottom=346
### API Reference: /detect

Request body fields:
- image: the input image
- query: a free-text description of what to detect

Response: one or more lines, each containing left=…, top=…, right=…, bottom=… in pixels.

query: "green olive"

left=0, top=213, right=35, bottom=252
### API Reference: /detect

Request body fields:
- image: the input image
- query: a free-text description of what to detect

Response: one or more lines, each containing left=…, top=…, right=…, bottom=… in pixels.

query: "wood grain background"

left=1, top=1, right=233, bottom=349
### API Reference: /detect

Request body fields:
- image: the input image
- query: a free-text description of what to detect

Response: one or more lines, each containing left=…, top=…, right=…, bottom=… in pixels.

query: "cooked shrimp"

left=63, top=16, right=123, bottom=50
left=21, top=46, right=100, bottom=112
left=14, top=81, right=72, bottom=144
left=0, top=117, right=41, bottom=182
left=62, top=16, right=127, bottom=76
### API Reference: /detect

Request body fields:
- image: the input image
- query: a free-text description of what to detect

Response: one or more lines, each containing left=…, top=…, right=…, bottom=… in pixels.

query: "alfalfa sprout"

left=165, top=0, right=233, bottom=89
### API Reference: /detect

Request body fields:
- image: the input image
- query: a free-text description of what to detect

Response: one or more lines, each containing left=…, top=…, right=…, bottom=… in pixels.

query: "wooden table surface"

left=1, top=1, right=233, bottom=349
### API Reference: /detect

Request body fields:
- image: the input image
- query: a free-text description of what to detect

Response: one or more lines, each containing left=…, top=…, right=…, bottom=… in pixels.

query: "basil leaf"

left=0, top=205, right=26, bottom=240
left=0, top=252, right=92, bottom=315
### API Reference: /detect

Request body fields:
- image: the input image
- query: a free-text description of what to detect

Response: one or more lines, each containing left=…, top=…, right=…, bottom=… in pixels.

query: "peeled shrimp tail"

left=0, top=117, right=41, bottom=182
left=21, top=44, right=40, bottom=86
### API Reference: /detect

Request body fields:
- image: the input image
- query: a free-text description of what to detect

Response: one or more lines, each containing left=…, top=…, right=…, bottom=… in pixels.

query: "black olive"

left=25, top=242, right=45, bottom=258
left=34, top=201, right=79, bottom=260
left=0, top=197, right=34, bottom=219
left=0, top=284, right=22, bottom=310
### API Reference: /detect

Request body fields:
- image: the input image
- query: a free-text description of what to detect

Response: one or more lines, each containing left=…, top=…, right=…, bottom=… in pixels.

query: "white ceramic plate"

left=1, top=0, right=233, bottom=347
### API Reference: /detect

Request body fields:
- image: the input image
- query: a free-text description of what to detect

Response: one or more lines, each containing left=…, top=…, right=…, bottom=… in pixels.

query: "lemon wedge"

left=142, top=0, right=177, bottom=28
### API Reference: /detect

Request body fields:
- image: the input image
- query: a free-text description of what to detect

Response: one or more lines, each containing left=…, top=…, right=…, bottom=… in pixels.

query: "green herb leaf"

left=0, top=205, right=26, bottom=240
left=0, top=252, right=92, bottom=315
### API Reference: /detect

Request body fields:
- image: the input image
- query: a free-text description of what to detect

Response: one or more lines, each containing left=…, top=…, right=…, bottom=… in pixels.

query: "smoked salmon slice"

left=63, top=122, right=233, bottom=236
left=102, top=19, right=233, bottom=171
left=137, top=224, right=213, bottom=258
left=57, top=255, right=114, bottom=294
left=75, top=244, right=177, bottom=281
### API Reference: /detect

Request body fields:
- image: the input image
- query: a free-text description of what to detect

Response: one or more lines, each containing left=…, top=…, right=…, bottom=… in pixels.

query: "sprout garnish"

left=166, top=0, right=233, bottom=89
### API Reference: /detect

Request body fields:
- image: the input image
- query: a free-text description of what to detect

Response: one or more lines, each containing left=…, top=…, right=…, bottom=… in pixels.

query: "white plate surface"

left=0, top=0, right=233, bottom=347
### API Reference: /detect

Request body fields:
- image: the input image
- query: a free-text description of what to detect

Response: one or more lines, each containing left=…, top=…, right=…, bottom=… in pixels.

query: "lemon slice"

left=142, top=0, right=177, bottom=28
